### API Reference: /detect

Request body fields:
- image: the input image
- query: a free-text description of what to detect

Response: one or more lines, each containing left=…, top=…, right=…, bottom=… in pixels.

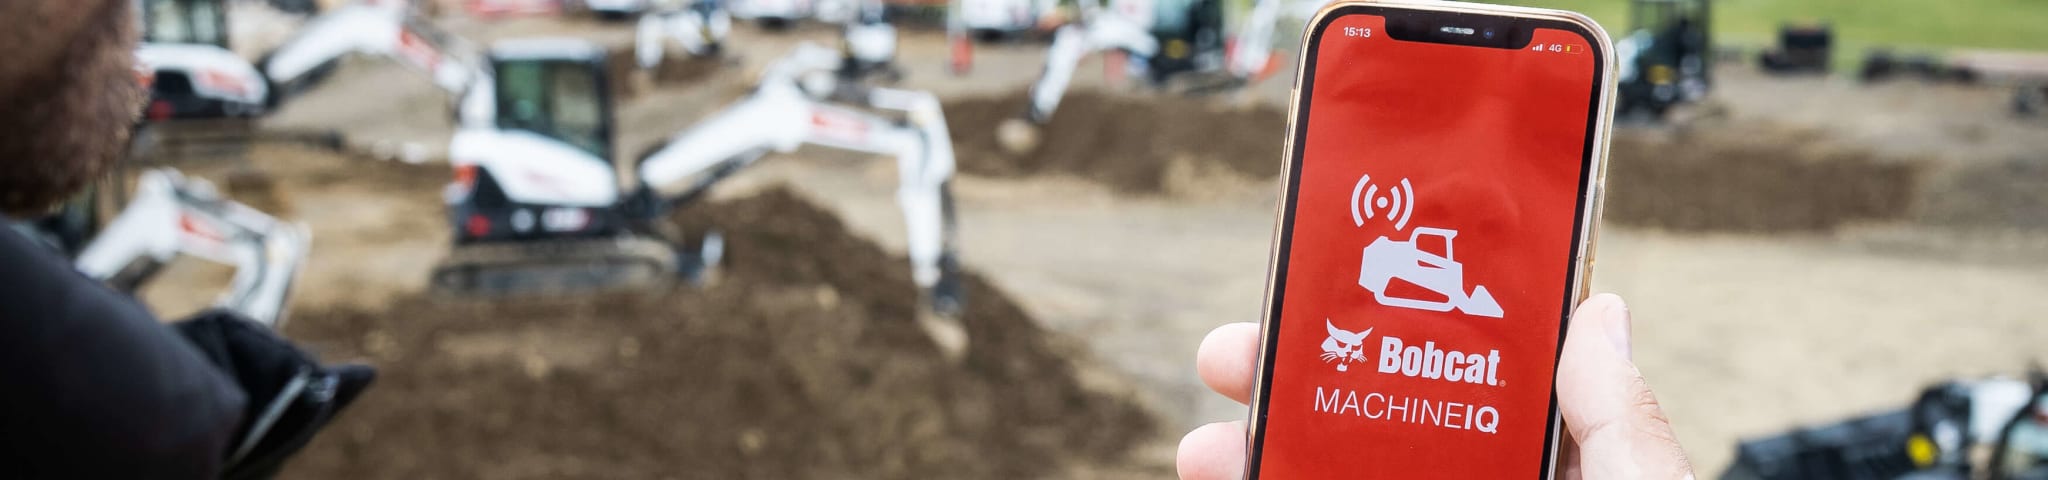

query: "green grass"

left=1496, top=0, right=2048, bottom=55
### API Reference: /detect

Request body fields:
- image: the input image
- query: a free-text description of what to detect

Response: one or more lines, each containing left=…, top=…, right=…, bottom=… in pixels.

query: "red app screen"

left=1251, top=11, right=1603, bottom=479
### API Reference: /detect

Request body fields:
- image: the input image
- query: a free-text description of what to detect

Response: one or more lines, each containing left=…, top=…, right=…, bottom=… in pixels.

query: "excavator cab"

left=1145, top=0, right=1225, bottom=83
left=435, top=40, right=685, bottom=296
left=490, top=44, right=619, bottom=163
left=138, top=0, right=231, bottom=48
left=136, top=0, right=266, bottom=121
left=1617, top=0, right=1710, bottom=118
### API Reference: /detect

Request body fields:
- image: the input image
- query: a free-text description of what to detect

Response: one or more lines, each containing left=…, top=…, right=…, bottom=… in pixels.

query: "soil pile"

left=281, top=186, right=1154, bottom=479
left=608, top=44, right=726, bottom=98
left=1605, top=124, right=1924, bottom=232
left=948, top=90, right=1929, bottom=231
left=647, top=55, right=725, bottom=87
left=266, top=144, right=450, bottom=191
left=946, top=91, right=1288, bottom=194
left=1913, top=156, right=2048, bottom=230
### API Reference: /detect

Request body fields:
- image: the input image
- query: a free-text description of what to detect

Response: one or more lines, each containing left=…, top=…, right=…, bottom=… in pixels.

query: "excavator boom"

left=638, top=43, right=958, bottom=294
left=635, top=43, right=969, bottom=356
left=74, top=169, right=310, bottom=328
left=261, top=0, right=492, bottom=124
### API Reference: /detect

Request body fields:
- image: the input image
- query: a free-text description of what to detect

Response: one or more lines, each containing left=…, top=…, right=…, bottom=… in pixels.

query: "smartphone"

left=1245, top=1, right=1615, bottom=478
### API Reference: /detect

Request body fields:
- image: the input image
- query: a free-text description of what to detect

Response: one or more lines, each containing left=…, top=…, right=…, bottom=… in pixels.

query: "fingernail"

left=1604, top=298, right=1632, bottom=361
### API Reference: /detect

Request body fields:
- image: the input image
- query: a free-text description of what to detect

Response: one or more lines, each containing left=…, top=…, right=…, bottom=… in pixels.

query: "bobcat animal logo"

left=1321, top=319, right=1373, bottom=372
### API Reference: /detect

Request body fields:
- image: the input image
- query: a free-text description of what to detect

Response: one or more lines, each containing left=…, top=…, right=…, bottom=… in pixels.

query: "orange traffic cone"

left=949, top=34, right=973, bottom=75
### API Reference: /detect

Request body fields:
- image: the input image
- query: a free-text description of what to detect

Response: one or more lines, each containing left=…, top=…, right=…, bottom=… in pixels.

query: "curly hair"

left=0, top=0, right=142, bottom=216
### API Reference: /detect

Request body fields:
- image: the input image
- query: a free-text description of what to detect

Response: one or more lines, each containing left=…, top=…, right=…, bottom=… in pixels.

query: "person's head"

left=0, top=0, right=142, bottom=217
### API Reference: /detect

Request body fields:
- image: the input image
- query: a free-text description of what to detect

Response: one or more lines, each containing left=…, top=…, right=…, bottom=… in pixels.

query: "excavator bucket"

left=428, top=235, right=683, bottom=296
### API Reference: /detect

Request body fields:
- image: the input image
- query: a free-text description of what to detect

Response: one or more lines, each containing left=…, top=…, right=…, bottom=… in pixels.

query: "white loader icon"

left=1357, top=227, right=1504, bottom=318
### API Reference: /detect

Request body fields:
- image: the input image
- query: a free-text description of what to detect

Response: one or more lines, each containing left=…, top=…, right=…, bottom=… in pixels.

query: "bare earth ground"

left=284, top=184, right=1158, bottom=479
left=135, top=13, right=2048, bottom=477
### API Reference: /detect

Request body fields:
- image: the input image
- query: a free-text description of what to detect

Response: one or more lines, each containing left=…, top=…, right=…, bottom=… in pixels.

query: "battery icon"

left=1562, top=44, right=1583, bottom=54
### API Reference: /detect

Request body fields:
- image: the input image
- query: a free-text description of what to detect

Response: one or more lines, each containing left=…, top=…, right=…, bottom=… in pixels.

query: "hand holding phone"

left=1179, top=294, right=1695, bottom=479
left=1218, top=0, right=1689, bottom=477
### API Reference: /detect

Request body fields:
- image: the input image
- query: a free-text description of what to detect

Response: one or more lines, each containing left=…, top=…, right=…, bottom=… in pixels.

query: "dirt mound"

left=946, top=91, right=1287, bottom=194
left=1604, top=124, right=1925, bottom=232
left=607, top=45, right=726, bottom=100
left=261, top=145, right=450, bottom=192
left=1913, top=156, right=2048, bottom=230
left=647, top=55, right=724, bottom=87
left=281, top=186, right=1154, bottom=479
left=947, top=91, right=1927, bottom=231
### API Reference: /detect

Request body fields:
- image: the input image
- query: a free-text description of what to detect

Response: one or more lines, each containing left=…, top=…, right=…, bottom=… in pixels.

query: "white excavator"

left=256, top=1, right=969, bottom=355
left=989, top=0, right=1284, bottom=154
left=135, top=0, right=728, bottom=159
left=439, top=39, right=969, bottom=355
left=636, top=0, right=895, bottom=78
left=17, top=169, right=310, bottom=329
left=132, top=0, right=454, bottom=158
left=614, top=0, right=897, bottom=79
left=134, top=0, right=274, bottom=121
left=637, top=0, right=737, bottom=63
left=952, top=0, right=1057, bottom=39
left=134, top=0, right=384, bottom=120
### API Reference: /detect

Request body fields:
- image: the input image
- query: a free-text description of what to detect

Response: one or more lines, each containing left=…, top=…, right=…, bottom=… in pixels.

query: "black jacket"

left=0, top=226, right=246, bottom=479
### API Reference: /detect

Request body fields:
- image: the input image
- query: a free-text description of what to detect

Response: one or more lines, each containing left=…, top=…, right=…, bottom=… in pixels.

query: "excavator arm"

left=640, top=44, right=956, bottom=291
left=45, top=174, right=364, bottom=478
left=1017, top=0, right=1280, bottom=123
left=635, top=43, right=968, bottom=355
left=1228, top=0, right=1281, bottom=80
left=73, top=169, right=311, bottom=328
left=260, top=0, right=492, bottom=123
left=1020, top=11, right=1158, bottom=123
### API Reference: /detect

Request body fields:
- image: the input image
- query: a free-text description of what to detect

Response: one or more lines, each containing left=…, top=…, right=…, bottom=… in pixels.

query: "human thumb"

left=1555, top=294, right=1694, bottom=479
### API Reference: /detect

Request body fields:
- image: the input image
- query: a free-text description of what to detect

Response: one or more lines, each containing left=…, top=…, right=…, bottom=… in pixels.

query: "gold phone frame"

left=1245, top=1, right=1618, bottom=478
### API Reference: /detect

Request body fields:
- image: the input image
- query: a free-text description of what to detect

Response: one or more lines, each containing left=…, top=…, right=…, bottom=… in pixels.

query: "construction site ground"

left=134, top=14, right=2048, bottom=477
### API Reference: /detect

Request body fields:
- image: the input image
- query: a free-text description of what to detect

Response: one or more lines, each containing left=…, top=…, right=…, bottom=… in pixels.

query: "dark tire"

left=2015, top=86, right=2045, bottom=117
left=1860, top=50, right=1896, bottom=82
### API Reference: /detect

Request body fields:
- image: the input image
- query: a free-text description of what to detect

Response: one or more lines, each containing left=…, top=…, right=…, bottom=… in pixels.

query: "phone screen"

left=1249, top=6, right=1606, bottom=478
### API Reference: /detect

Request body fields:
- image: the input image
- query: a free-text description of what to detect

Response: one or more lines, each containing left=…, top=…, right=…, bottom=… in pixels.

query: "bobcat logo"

left=1321, top=319, right=1373, bottom=372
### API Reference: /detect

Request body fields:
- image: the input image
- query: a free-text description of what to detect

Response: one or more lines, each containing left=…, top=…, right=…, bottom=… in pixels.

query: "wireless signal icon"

left=1350, top=174, right=1414, bottom=230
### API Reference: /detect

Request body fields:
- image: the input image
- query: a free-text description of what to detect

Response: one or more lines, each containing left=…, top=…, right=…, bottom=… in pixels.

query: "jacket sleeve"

left=0, top=228, right=247, bottom=479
